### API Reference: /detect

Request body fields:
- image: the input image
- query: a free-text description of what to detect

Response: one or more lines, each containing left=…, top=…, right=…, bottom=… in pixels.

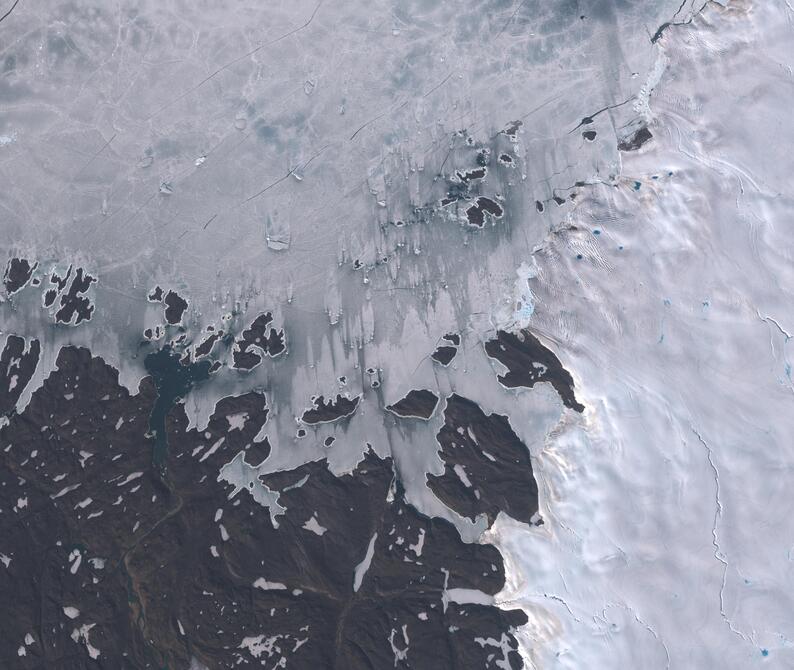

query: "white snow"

left=68, top=549, right=82, bottom=574
left=71, top=623, right=100, bottom=659
left=239, top=634, right=283, bottom=660
left=353, top=533, right=377, bottom=592
left=225, top=412, right=248, bottom=431
left=408, top=528, right=425, bottom=557
left=302, top=515, right=327, bottom=536
left=253, top=578, right=287, bottom=591
left=453, top=464, right=472, bottom=488
left=116, top=471, right=143, bottom=487
left=199, top=437, right=225, bottom=463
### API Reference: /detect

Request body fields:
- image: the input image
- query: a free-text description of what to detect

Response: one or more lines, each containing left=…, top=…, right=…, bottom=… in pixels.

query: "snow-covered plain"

left=489, top=2, right=794, bottom=667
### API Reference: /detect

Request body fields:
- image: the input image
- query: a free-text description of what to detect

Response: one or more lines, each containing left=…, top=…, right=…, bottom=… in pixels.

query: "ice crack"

left=691, top=426, right=752, bottom=644
left=757, top=311, right=793, bottom=340
left=500, top=592, right=584, bottom=625
left=651, top=0, right=714, bottom=43
left=600, top=602, right=671, bottom=670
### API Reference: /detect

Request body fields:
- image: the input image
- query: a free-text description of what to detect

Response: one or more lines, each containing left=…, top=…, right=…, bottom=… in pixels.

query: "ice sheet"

left=488, top=3, right=794, bottom=667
